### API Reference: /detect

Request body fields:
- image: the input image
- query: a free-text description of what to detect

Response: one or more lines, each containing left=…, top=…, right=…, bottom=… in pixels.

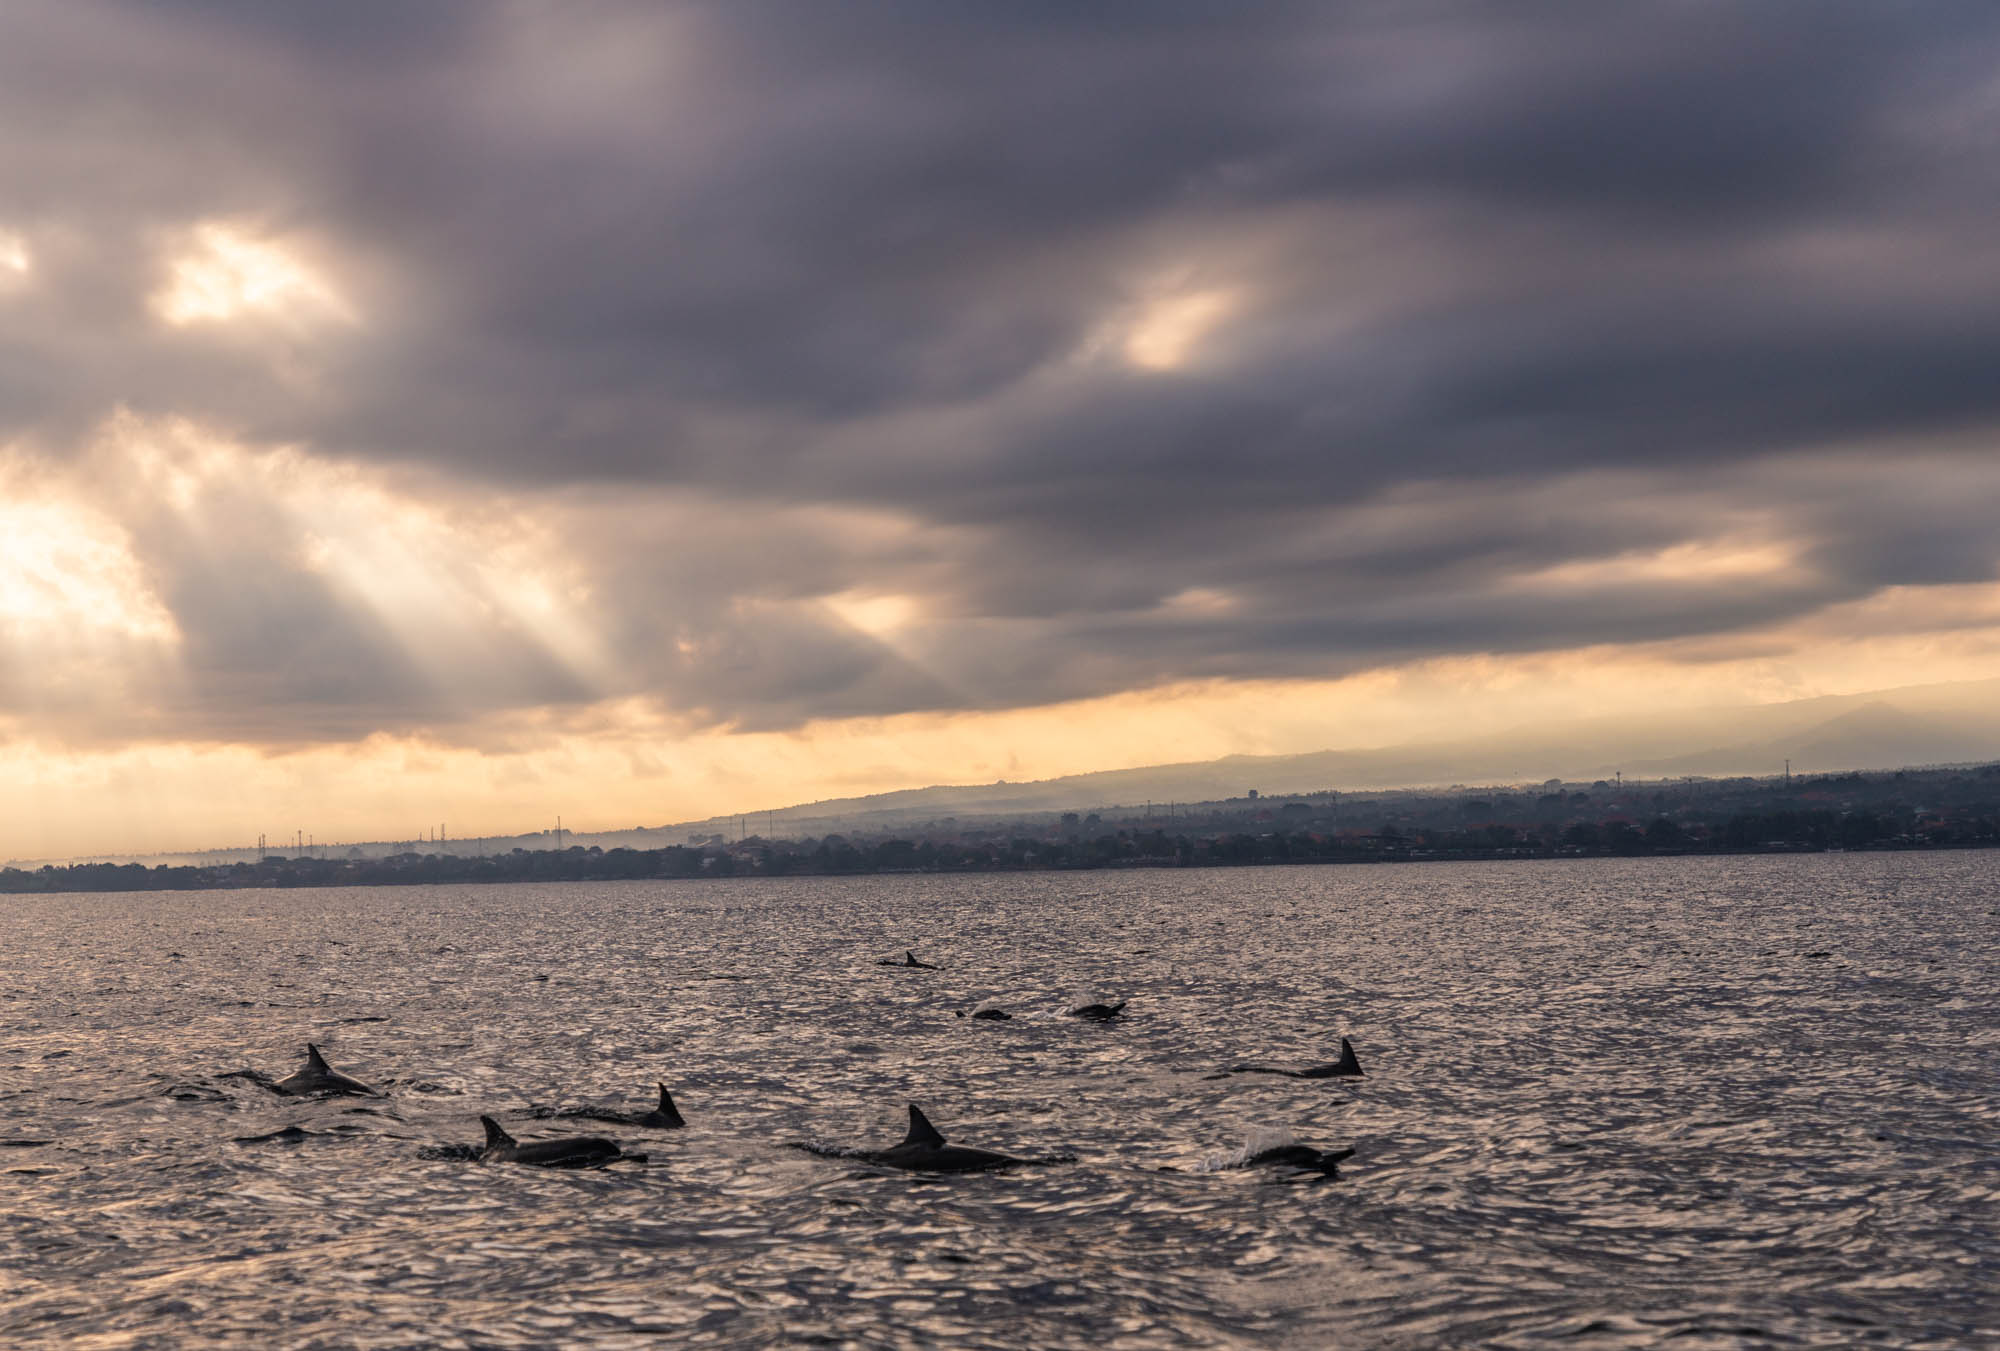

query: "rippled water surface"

left=3, top=854, right=1997, bottom=1348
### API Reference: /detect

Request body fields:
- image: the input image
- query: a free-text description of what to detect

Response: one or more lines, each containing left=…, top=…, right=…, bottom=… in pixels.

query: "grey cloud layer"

left=5, top=2, right=2000, bottom=740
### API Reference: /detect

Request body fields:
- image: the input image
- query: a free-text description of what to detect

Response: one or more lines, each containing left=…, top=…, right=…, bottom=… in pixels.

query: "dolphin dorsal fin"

left=656, top=1084, right=685, bottom=1127
left=480, top=1116, right=515, bottom=1149
left=1334, top=1037, right=1363, bottom=1076
left=305, top=1044, right=330, bottom=1072
left=903, top=1104, right=945, bottom=1148
left=905, top=950, right=921, bottom=966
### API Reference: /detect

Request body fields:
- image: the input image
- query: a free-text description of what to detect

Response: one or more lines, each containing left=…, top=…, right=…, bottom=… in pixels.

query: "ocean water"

left=1, top=854, right=1996, bottom=1349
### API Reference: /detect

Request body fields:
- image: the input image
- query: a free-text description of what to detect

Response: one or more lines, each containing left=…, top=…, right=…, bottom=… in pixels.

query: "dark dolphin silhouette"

left=796, top=1105, right=1038, bottom=1173
left=1238, top=1142, right=1355, bottom=1175
left=1065, top=1000, right=1126, bottom=1021
left=270, top=1044, right=382, bottom=1097
left=1226, top=1037, right=1364, bottom=1080
left=477, top=1116, right=625, bottom=1168
left=956, top=1007, right=1013, bottom=1021
left=560, top=1084, right=686, bottom=1129
left=233, top=1123, right=366, bottom=1145
left=877, top=950, right=938, bottom=969
left=634, top=1084, right=685, bottom=1128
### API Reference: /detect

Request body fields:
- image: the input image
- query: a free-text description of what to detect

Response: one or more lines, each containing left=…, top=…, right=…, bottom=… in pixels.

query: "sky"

left=6, top=1, right=2000, bottom=859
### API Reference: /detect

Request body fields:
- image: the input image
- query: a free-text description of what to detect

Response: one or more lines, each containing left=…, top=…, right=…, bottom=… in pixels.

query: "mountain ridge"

left=28, top=674, right=2000, bottom=867
left=659, top=674, right=2000, bottom=835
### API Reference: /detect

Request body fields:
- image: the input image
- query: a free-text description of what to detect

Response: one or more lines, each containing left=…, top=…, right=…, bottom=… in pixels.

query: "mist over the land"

left=652, top=675, right=2000, bottom=837
left=26, top=675, right=2000, bottom=870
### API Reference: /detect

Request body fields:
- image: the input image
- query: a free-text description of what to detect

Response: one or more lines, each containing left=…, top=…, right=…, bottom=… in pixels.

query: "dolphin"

left=233, top=1123, right=365, bottom=1145
left=877, top=949, right=938, bottom=969
left=477, top=1116, right=626, bottom=1168
left=1172, top=1132, right=1355, bottom=1177
left=1238, top=1142, right=1355, bottom=1175
left=559, top=1084, right=686, bottom=1129
left=797, top=1104, right=1036, bottom=1173
left=956, top=1007, right=1013, bottom=1021
left=1226, top=1037, right=1364, bottom=1080
left=270, top=1044, right=383, bottom=1097
left=1065, top=1000, right=1126, bottom=1021
left=634, top=1084, right=685, bottom=1128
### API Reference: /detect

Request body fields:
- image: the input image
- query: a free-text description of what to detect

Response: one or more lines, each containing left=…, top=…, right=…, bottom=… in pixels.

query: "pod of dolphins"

left=234, top=955, right=1363, bottom=1177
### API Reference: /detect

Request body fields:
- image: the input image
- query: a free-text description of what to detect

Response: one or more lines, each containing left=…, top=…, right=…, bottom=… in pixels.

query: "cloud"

left=2, top=0, right=1999, bottom=769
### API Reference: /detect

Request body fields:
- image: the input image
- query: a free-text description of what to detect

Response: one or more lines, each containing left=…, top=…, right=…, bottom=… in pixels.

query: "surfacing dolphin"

left=477, top=1116, right=630, bottom=1168
left=270, top=1044, right=382, bottom=1097
left=876, top=949, right=938, bottom=969
left=795, top=1104, right=1042, bottom=1173
left=558, top=1084, right=687, bottom=1129
left=1237, top=1141, right=1355, bottom=1176
left=1065, top=1000, right=1126, bottom=1021
left=233, top=1123, right=367, bottom=1145
left=1223, top=1037, right=1364, bottom=1080
left=630, top=1084, right=685, bottom=1128
left=1180, top=1130, right=1356, bottom=1178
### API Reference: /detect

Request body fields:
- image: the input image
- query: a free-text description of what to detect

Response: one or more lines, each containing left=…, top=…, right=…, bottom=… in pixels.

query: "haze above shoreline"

left=23, top=674, right=2000, bottom=870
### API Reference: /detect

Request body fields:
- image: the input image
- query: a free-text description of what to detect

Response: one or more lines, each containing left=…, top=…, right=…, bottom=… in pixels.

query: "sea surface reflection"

left=2, top=854, right=1995, bottom=1348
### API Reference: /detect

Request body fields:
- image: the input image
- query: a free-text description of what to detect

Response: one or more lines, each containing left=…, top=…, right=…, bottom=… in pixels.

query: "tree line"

left=5, top=804, right=1997, bottom=894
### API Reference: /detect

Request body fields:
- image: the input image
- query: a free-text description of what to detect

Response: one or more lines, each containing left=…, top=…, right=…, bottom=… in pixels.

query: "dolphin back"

left=510, top=1135, right=621, bottom=1167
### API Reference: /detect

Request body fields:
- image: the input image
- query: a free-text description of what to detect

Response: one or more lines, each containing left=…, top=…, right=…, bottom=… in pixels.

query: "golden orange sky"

left=7, top=417, right=2000, bottom=862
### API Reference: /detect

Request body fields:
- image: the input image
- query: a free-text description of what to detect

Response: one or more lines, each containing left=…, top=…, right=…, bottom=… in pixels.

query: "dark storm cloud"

left=6, top=1, right=2000, bottom=738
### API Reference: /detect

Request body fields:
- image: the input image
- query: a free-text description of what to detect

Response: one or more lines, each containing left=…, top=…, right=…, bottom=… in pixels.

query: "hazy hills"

left=660, top=675, right=2000, bottom=837
left=39, top=675, right=2000, bottom=867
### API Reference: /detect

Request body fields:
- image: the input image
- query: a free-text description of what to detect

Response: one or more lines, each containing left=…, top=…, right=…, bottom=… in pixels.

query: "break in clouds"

left=5, top=1, right=2000, bottom=747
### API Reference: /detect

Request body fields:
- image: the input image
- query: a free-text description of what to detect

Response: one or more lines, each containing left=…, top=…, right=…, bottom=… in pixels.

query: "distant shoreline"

left=15, top=760, right=2000, bottom=892
left=5, top=836, right=1996, bottom=897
